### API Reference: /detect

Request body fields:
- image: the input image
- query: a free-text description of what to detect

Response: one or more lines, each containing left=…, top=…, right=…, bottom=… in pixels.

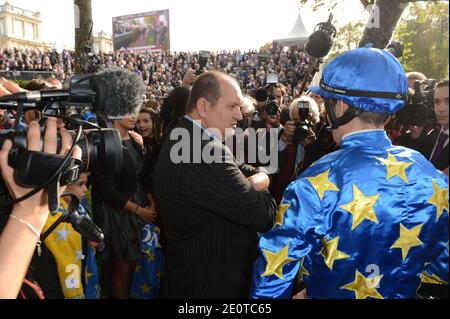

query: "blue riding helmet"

left=309, top=45, right=408, bottom=114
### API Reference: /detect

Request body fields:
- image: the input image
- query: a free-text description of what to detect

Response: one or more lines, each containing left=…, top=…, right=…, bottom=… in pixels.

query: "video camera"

left=294, top=100, right=314, bottom=142
left=264, top=73, right=281, bottom=116
left=396, top=79, right=436, bottom=127
left=196, top=50, right=211, bottom=76
left=0, top=74, right=124, bottom=212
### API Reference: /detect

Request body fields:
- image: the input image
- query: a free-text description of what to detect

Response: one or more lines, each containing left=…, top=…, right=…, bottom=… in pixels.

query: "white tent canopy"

left=273, top=12, right=310, bottom=47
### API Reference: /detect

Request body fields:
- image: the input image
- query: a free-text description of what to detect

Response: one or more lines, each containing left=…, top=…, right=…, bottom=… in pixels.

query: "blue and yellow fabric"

left=251, top=130, right=449, bottom=299
left=130, top=224, right=165, bottom=299
left=42, top=199, right=85, bottom=299
left=80, top=197, right=102, bottom=299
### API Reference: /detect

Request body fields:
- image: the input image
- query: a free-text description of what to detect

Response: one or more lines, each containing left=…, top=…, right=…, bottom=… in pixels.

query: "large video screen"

left=113, top=9, right=170, bottom=51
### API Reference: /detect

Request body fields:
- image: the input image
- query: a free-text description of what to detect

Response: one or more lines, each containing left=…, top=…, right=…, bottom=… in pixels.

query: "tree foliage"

left=329, top=21, right=365, bottom=59
left=394, top=2, right=449, bottom=80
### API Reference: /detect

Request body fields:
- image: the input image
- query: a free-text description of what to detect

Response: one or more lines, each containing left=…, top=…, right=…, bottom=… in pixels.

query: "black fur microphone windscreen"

left=93, top=67, right=147, bottom=120
left=305, top=30, right=334, bottom=59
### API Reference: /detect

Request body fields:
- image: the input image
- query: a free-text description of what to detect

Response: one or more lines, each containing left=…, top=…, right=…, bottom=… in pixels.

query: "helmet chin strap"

left=324, top=98, right=363, bottom=131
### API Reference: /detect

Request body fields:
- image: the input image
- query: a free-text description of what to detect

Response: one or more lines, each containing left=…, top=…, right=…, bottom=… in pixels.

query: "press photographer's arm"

left=0, top=118, right=81, bottom=299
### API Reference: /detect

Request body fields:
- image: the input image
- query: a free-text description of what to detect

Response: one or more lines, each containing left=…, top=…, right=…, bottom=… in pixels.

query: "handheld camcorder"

left=294, top=100, right=314, bottom=142
left=0, top=74, right=124, bottom=212
left=396, top=80, right=436, bottom=127
left=196, top=51, right=211, bottom=76
left=265, top=73, right=281, bottom=116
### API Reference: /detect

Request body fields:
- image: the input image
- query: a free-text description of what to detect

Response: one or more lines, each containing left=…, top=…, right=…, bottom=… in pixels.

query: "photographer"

left=426, top=79, right=449, bottom=177
left=0, top=118, right=81, bottom=299
left=270, top=96, right=319, bottom=203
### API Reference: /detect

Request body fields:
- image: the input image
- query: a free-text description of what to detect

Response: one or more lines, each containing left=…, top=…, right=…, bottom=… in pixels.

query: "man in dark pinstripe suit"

left=153, top=71, right=277, bottom=299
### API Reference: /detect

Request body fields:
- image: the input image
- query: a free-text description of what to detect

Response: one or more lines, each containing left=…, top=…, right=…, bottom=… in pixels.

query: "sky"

left=5, top=0, right=371, bottom=51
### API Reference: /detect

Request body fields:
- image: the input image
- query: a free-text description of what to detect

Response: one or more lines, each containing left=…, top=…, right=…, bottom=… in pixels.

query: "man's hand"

left=0, top=78, right=26, bottom=94
left=299, top=128, right=316, bottom=147
left=0, top=84, right=12, bottom=97
left=182, top=69, right=196, bottom=86
left=137, top=207, right=157, bottom=224
left=281, top=121, right=296, bottom=143
left=292, top=289, right=308, bottom=299
left=248, top=172, right=270, bottom=192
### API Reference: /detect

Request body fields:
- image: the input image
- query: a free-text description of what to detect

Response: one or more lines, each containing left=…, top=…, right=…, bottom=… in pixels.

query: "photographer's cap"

left=309, top=45, right=408, bottom=114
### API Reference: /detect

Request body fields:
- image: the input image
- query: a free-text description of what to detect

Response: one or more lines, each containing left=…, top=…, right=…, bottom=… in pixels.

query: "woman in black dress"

left=92, top=115, right=156, bottom=299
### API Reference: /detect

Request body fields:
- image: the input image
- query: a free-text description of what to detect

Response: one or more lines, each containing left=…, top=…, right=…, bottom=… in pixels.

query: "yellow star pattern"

left=390, top=223, right=424, bottom=261
left=421, top=272, right=448, bottom=285
left=299, top=257, right=310, bottom=279
left=321, top=237, right=351, bottom=270
left=135, top=265, right=142, bottom=274
left=148, top=253, right=156, bottom=262
left=276, top=203, right=290, bottom=226
left=339, top=185, right=380, bottom=230
left=341, top=271, right=384, bottom=299
left=262, top=244, right=297, bottom=280
left=375, top=152, right=413, bottom=183
left=86, top=271, right=94, bottom=281
left=307, top=169, right=340, bottom=200
left=140, top=283, right=152, bottom=295
left=428, top=180, right=449, bottom=220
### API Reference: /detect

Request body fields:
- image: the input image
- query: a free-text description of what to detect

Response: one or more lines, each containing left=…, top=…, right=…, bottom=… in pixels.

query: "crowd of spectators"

left=0, top=45, right=310, bottom=103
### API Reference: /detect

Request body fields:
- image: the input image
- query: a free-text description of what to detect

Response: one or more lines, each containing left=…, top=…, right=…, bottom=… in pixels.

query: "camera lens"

left=265, top=99, right=279, bottom=116
left=71, top=129, right=123, bottom=174
left=0, top=128, right=123, bottom=175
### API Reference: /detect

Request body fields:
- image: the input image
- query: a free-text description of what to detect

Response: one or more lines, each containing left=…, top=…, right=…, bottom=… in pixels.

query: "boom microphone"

left=0, top=90, right=71, bottom=103
left=0, top=68, right=147, bottom=120
left=305, top=14, right=337, bottom=59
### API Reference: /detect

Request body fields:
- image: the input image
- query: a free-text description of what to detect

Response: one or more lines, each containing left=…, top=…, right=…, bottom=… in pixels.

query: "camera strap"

left=12, top=102, right=24, bottom=131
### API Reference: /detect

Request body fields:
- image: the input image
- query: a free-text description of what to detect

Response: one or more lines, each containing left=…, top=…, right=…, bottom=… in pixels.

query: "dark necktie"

left=431, top=131, right=448, bottom=165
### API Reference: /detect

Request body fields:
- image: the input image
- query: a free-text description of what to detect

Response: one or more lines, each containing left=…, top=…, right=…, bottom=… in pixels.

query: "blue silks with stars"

left=130, top=224, right=165, bottom=299
left=251, top=130, right=449, bottom=299
left=80, top=197, right=102, bottom=299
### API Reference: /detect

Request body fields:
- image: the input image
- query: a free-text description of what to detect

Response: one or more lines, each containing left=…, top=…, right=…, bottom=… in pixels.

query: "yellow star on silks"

left=375, top=152, right=413, bottom=183
left=320, top=237, right=351, bottom=270
left=307, top=169, right=340, bottom=200
left=86, top=271, right=94, bottom=281
left=299, top=258, right=310, bottom=278
left=421, top=272, right=448, bottom=285
left=140, top=283, right=152, bottom=295
left=276, top=203, right=290, bottom=226
left=262, top=244, right=297, bottom=280
left=135, top=265, right=142, bottom=274
left=341, top=271, right=384, bottom=299
left=148, top=253, right=156, bottom=262
left=390, top=223, right=424, bottom=261
left=428, top=180, right=449, bottom=220
left=339, top=185, right=380, bottom=230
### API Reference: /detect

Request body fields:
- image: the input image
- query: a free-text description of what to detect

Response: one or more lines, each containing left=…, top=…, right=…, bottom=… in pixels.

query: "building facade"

left=93, top=30, right=113, bottom=53
left=0, top=1, right=47, bottom=50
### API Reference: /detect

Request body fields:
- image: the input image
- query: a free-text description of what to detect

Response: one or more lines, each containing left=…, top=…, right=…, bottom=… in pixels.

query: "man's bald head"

left=186, top=71, right=239, bottom=114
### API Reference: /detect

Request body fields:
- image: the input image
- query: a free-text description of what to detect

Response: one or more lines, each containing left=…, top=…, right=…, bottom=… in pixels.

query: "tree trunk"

left=74, top=0, right=94, bottom=73
left=358, top=0, right=409, bottom=49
